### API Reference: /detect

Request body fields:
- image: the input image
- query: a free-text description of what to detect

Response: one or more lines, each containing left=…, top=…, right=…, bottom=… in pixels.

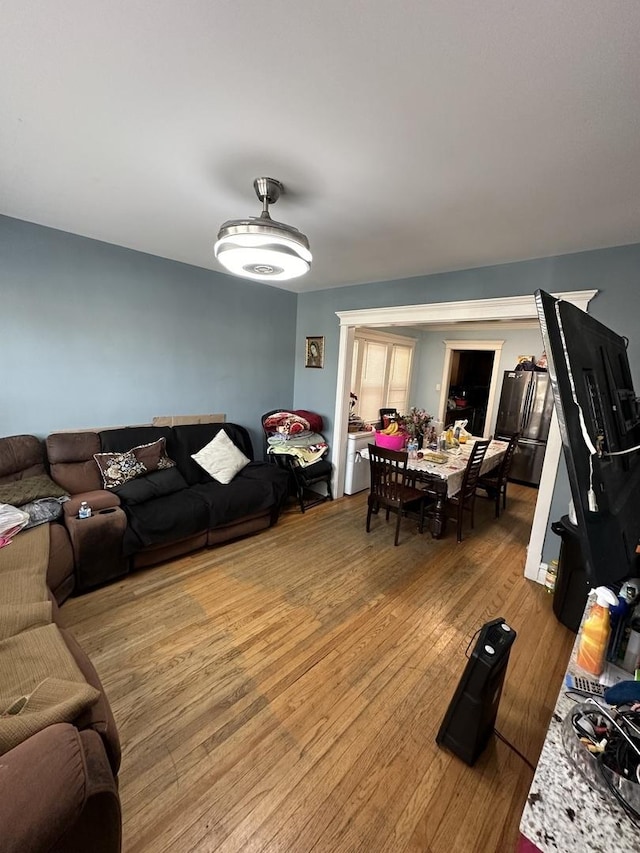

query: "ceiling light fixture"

left=214, top=177, right=312, bottom=282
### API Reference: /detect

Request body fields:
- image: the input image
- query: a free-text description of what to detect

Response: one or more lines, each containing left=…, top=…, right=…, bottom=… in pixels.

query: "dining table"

left=360, top=437, right=508, bottom=538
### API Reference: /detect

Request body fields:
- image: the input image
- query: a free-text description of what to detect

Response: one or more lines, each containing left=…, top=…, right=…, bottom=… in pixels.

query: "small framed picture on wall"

left=305, top=336, right=324, bottom=369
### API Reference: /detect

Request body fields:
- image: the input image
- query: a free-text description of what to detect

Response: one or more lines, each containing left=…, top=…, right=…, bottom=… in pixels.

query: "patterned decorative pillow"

left=94, top=450, right=147, bottom=489
left=132, top=438, right=175, bottom=472
left=94, top=438, right=176, bottom=489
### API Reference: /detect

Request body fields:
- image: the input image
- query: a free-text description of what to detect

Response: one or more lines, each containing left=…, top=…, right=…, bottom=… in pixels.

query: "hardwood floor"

left=59, top=484, right=575, bottom=853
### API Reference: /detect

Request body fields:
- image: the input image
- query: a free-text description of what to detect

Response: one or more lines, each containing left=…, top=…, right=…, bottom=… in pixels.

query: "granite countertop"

left=519, top=625, right=640, bottom=852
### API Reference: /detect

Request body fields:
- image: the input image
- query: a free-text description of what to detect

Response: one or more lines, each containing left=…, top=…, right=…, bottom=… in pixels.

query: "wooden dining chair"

left=366, top=444, right=429, bottom=546
left=476, top=432, right=520, bottom=517
left=445, top=439, right=490, bottom=542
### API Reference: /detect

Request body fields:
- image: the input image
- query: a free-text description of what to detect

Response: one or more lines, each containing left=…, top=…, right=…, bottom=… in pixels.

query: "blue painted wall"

left=0, top=215, right=297, bottom=454
left=293, top=243, right=640, bottom=562
left=410, top=326, right=545, bottom=433
left=3, top=211, right=639, bottom=564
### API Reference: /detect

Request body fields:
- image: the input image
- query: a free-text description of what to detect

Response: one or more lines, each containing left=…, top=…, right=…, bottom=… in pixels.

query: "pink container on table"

left=374, top=431, right=407, bottom=451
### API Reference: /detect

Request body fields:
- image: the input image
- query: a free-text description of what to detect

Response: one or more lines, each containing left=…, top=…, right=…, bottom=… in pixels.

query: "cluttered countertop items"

left=520, top=581, right=640, bottom=853
left=374, top=418, right=482, bottom=460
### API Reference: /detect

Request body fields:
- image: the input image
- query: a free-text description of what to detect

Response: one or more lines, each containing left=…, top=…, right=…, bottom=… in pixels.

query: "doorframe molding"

left=438, top=340, right=505, bottom=433
left=333, top=289, right=597, bottom=582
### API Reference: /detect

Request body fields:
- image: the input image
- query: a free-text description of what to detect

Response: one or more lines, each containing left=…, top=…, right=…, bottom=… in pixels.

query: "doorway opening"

left=446, top=350, right=494, bottom=434
left=438, top=339, right=504, bottom=437
left=438, top=340, right=504, bottom=437
left=332, top=291, right=598, bottom=582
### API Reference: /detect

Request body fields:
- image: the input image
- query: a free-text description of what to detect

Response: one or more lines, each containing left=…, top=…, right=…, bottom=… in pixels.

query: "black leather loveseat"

left=46, top=422, right=289, bottom=591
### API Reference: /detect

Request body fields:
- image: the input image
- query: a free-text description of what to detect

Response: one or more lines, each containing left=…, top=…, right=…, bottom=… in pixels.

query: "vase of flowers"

left=402, top=407, right=432, bottom=447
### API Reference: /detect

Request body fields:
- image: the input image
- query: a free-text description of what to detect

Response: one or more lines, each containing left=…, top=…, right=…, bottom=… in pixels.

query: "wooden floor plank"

left=59, top=484, right=574, bottom=853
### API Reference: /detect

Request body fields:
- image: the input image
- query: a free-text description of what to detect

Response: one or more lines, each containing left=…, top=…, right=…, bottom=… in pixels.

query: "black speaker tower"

left=436, top=618, right=516, bottom=766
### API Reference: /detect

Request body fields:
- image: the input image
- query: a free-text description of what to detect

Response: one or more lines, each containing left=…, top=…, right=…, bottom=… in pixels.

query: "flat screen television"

left=536, top=290, right=640, bottom=586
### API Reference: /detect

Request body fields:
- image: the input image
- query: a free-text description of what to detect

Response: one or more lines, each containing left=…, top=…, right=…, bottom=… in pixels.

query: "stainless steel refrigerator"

left=494, top=370, right=554, bottom=486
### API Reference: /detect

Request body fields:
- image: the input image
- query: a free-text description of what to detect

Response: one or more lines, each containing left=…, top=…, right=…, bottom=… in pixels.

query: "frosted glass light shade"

left=214, top=218, right=312, bottom=282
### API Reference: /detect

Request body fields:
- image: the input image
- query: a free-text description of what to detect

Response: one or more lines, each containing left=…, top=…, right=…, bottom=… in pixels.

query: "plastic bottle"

left=576, top=586, right=618, bottom=675
left=78, top=501, right=92, bottom=519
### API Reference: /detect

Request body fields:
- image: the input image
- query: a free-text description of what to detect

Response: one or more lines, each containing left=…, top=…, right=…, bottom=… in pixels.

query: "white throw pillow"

left=191, top=430, right=250, bottom=484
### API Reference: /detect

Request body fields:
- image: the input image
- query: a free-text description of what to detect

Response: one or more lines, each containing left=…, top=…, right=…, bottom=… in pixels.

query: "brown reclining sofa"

left=46, top=422, right=290, bottom=591
left=0, top=421, right=288, bottom=851
left=0, top=435, right=121, bottom=853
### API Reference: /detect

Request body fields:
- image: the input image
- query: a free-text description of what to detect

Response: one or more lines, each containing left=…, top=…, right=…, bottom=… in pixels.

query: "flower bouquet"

left=402, top=407, right=432, bottom=439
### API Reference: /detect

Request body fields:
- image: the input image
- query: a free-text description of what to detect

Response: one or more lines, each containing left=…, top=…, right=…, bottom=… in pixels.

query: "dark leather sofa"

left=46, top=422, right=289, bottom=591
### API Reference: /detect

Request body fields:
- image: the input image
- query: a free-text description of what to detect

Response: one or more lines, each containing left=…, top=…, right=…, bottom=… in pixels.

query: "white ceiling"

left=2, top=1, right=640, bottom=293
